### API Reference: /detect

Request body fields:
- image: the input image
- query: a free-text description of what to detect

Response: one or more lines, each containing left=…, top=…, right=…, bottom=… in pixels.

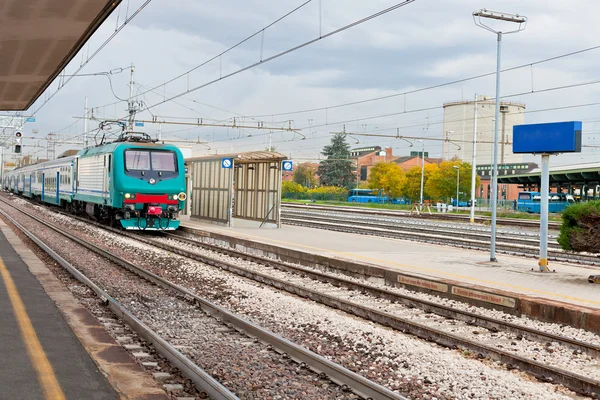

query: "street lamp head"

left=473, top=9, right=527, bottom=34
left=453, top=166, right=460, bottom=170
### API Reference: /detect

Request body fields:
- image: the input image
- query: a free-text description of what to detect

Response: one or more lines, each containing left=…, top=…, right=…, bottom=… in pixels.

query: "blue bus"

left=347, top=189, right=408, bottom=204
left=348, top=189, right=385, bottom=203
left=517, top=191, right=574, bottom=213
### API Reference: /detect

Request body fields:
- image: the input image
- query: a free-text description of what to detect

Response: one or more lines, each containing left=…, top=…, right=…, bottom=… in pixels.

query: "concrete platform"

left=182, top=219, right=600, bottom=332
left=0, top=220, right=167, bottom=400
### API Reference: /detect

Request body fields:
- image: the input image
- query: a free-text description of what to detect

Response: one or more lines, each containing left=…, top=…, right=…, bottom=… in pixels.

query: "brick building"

left=393, top=153, right=442, bottom=172
left=350, top=146, right=394, bottom=181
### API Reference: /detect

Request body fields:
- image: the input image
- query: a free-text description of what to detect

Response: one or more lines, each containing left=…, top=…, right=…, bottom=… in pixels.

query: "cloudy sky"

left=16, top=0, right=600, bottom=166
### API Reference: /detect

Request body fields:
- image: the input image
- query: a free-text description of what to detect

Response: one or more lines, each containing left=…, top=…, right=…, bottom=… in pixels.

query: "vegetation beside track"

left=559, top=200, right=600, bottom=251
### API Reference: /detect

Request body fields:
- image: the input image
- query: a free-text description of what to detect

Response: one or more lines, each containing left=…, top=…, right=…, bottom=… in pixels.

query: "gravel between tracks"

left=2, top=199, right=358, bottom=400
left=11, top=198, right=591, bottom=400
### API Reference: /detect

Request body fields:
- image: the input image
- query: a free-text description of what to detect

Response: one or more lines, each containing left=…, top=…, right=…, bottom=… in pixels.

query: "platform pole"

left=539, top=154, right=550, bottom=272
left=228, top=162, right=234, bottom=227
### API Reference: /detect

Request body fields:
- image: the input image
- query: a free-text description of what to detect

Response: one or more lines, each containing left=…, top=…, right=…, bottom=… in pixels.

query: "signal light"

left=15, top=131, right=22, bottom=137
left=14, top=145, right=21, bottom=153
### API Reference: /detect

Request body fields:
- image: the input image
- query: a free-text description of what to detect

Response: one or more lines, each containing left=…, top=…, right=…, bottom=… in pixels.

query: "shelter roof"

left=498, top=162, right=600, bottom=185
left=187, top=151, right=288, bottom=164
left=0, top=0, right=120, bottom=110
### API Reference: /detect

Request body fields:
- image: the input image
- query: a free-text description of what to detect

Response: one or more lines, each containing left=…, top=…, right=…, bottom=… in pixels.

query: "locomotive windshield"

left=125, top=150, right=176, bottom=172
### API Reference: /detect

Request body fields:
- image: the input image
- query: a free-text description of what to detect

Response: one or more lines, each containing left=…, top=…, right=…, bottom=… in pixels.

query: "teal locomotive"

left=4, top=135, right=186, bottom=230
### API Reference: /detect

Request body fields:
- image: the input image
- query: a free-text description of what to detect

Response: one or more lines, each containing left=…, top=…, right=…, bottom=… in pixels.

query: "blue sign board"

left=26, top=117, right=35, bottom=122
left=222, top=158, right=233, bottom=169
left=513, top=121, right=582, bottom=154
left=135, top=121, right=144, bottom=127
left=282, top=160, right=293, bottom=171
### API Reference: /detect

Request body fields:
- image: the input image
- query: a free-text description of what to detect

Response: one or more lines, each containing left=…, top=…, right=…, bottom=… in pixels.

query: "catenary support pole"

left=539, top=154, right=550, bottom=272
left=83, top=96, right=88, bottom=148
left=470, top=94, right=478, bottom=223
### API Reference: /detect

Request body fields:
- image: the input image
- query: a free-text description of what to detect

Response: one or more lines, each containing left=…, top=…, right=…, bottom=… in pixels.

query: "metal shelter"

left=186, top=151, right=287, bottom=228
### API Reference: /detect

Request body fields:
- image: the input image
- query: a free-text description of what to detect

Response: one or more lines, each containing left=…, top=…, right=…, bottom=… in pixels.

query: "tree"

left=424, top=160, right=480, bottom=202
left=293, top=163, right=318, bottom=188
left=402, top=163, right=439, bottom=202
left=281, top=180, right=307, bottom=194
left=317, top=133, right=355, bottom=188
left=367, top=162, right=407, bottom=198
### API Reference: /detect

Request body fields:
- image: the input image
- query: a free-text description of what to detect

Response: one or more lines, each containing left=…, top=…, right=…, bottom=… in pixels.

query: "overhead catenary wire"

left=133, top=1, right=417, bottom=117
left=135, top=0, right=315, bottom=100
left=28, top=0, right=153, bottom=117
left=244, top=43, right=600, bottom=119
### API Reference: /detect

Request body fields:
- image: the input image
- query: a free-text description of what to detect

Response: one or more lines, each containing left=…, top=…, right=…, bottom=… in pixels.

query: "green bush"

left=282, top=181, right=307, bottom=194
left=558, top=201, right=600, bottom=251
left=282, top=185, right=347, bottom=202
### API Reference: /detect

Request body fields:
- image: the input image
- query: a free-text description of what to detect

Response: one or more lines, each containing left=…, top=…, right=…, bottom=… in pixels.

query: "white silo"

left=442, top=96, right=526, bottom=166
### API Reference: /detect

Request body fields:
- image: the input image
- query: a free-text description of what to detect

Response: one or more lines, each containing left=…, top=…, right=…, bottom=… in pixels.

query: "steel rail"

left=0, top=208, right=239, bottom=400
left=137, top=230, right=600, bottom=397
left=166, top=231, right=600, bottom=358
left=281, top=216, right=600, bottom=266
left=4, top=196, right=599, bottom=397
left=0, top=199, right=406, bottom=400
left=282, top=202, right=562, bottom=229
left=283, top=210, right=561, bottom=248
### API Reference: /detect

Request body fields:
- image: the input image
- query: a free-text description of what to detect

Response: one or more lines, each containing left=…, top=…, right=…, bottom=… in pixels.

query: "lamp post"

left=453, top=165, right=460, bottom=210
left=473, top=9, right=526, bottom=262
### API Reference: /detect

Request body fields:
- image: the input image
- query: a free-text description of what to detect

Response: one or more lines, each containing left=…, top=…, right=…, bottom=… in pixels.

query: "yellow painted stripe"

left=0, top=259, right=65, bottom=400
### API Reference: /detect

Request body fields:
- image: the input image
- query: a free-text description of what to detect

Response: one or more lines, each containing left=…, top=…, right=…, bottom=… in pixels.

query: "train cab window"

left=125, top=151, right=151, bottom=170
left=151, top=152, right=176, bottom=171
left=518, top=193, right=531, bottom=200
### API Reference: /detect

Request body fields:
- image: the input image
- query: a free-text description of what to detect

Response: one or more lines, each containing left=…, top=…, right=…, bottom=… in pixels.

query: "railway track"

left=282, top=202, right=562, bottom=230
left=4, top=198, right=597, bottom=398
left=0, top=198, right=405, bottom=400
left=280, top=208, right=600, bottom=267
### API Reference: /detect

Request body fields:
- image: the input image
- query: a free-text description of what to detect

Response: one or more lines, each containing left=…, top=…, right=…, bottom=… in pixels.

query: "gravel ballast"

left=6, top=198, right=594, bottom=400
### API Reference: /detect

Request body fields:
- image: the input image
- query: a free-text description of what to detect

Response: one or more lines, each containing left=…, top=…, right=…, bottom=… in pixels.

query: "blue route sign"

left=135, top=121, right=144, bottom=127
left=222, top=158, right=233, bottom=169
left=282, top=160, right=293, bottom=171
left=513, top=121, right=582, bottom=154
left=26, top=117, right=36, bottom=122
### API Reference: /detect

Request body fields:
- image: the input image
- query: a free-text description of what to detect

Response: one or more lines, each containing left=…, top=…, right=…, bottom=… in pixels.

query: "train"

left=3, top=134, right=187, bottom=230
left=516, top=191, right=574, bottom=213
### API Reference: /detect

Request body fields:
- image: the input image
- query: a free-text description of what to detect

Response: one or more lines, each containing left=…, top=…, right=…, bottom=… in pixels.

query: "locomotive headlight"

left=125, top=193, right=131, bottom=199
left=178, top=192, right=187, bottom=201
left=172, top=194, right=178, bottom=200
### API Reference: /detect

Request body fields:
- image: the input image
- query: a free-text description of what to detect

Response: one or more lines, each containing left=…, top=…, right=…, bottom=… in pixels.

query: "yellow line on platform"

left=0, top=259, right=66, bottom=400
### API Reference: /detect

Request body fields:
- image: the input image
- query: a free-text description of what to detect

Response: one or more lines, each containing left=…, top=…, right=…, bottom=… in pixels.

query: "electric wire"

left=134, top=1, right=417, bottom=117
left=28, top=0, right=153, bottom=117
left=135, top=0, right=315, bottom=100
left=245, top=43, right=600, bottom=118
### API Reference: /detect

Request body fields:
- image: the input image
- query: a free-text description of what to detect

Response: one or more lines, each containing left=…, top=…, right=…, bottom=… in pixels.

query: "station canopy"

left=0, top=0, right=120, bottom=110
left=498, top=162, right=600, bottom=185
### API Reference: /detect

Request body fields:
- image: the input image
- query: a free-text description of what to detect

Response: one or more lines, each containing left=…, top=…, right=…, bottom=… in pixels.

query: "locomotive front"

left=114, top=143, right=186, bottom=230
